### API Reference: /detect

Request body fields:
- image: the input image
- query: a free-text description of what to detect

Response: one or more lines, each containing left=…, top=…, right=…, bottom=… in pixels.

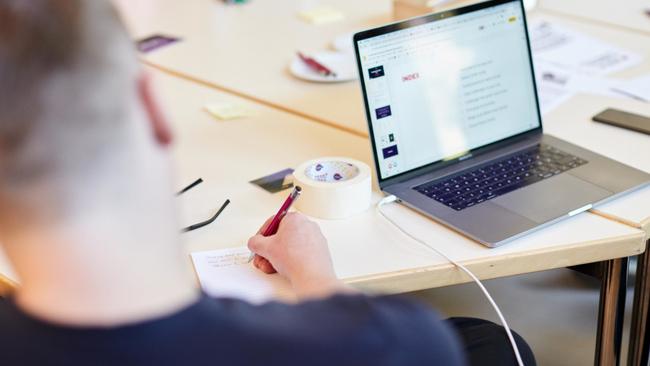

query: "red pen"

left=297, top=52, right=337, bottom=77
left=248, top=186, right=302, bottom=262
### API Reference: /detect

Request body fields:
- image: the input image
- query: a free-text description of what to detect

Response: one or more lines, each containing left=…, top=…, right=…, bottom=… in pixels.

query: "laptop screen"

left=355, top=0, right=541, bottom=181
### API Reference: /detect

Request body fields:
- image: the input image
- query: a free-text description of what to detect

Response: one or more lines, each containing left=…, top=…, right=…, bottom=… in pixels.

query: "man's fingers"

left=252, top=255, right=277, bottom=274
left=257, top=257, right=277, bottom=274
left=248, top=232, right=276, bottom=274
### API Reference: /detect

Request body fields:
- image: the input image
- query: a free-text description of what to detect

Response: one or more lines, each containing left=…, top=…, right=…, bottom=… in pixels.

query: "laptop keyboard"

left=414, top=144, right=588, bottom=211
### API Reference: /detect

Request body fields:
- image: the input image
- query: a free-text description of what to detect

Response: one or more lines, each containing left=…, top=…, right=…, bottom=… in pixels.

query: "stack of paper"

left=529, top=20, right=643, bottom=115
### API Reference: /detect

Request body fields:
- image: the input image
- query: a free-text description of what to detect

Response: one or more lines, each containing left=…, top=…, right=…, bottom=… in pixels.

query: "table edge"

left=142, top=60, right=370, bottom=139
left=344, top=231, right=646, bottom=294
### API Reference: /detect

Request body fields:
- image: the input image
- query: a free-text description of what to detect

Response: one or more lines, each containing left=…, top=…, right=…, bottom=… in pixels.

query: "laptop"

left=353, top=0, right=650, bottom=247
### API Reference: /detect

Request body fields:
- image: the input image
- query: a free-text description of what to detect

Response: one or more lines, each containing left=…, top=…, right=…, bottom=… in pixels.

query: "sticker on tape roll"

left=293, top=158, right=371, bottom=219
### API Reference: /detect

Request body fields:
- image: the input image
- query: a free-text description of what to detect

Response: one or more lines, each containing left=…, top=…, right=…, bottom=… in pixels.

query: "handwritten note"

left=191, top=247, right=295, bottom=304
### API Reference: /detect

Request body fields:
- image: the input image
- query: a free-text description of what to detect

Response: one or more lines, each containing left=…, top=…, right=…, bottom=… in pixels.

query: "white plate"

left=332, top=32, right=355, bottom=53
left=289, top=51, right=357, bottom=83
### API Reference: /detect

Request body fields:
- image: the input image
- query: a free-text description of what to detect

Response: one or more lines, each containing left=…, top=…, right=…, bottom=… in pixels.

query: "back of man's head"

left=0, top=1, right=138, bottom=200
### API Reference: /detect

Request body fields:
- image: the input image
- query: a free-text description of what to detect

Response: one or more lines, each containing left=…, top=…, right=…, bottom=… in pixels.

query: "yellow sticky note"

left=299, top=7, right=345, bottom=25
left=204, top=103, right=254, bottom=121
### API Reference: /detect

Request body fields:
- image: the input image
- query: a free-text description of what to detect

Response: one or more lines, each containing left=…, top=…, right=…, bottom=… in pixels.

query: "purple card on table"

left=250, top=168, right=294, bottom=193
left=136, top=35, right=180, bottom=53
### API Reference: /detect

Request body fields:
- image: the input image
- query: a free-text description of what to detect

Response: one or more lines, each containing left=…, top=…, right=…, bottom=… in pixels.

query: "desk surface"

left=116, top=1, right=650, bottom=137
left=161, top=69, right=643, bottom=294
left=0, top=49, right=645, bottom=297
left=543, top=94, right=650, bottom=233
left=115, top=0, right=393, bottom=137
left=115, top=0, right=650, bottom=234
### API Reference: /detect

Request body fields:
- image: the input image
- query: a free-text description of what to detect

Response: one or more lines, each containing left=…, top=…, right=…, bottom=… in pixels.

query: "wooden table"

left=161, top=69, right=645, bottom=366
left=115, top=0, right=393, bottom=137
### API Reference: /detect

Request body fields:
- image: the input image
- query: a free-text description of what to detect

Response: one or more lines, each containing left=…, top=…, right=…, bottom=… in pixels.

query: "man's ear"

left=137, top=72, right=173, bottom=146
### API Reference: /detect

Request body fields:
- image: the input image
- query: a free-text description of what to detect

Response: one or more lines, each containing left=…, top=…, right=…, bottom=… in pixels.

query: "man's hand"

left=247, top=213, right=351, bottom=299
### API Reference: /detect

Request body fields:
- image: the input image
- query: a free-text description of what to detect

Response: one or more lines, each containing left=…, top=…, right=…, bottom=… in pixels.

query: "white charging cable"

left=377, top=195, right=525, bottom=366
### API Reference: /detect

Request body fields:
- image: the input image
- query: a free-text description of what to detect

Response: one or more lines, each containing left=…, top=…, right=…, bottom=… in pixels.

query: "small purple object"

left=136, top=35, right=180, bottom=53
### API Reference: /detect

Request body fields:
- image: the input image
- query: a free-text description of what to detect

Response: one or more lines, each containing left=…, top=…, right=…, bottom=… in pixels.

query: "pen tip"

left=295, top=186, right=302, bottom=192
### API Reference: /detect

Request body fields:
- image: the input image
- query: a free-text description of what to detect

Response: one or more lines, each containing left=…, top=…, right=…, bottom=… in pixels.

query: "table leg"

left=595, top=257, right=628, bottom=366
left=628, top=239, right=650, bottom=366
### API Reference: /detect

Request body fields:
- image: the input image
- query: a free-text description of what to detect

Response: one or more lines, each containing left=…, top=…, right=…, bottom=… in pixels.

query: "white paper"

left=533, top=60, right=629, bottom=114
left=529, top=20, right=642, bottom=76
left=191, top=247, right=295, bottom=304
left=527, top=20, right=643, bottom=114
left=611, top=75, right=650, bottom=102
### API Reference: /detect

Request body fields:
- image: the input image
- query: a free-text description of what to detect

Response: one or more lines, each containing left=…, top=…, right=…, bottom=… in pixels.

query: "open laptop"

left=353, top=0, right=650, bottom=247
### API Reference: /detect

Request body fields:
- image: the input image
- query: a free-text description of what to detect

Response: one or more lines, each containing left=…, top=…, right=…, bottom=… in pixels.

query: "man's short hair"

left=0, top=1, right=138, bottom=191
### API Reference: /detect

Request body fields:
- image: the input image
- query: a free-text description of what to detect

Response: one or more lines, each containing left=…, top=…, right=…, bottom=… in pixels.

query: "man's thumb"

left=247, top=234, right=271, bottom=257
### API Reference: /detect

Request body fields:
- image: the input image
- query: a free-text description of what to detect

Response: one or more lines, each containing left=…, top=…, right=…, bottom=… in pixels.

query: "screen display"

left=357, top=1, right=540, bottom=180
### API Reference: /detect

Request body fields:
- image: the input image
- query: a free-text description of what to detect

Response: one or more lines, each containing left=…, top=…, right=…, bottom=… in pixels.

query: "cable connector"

left=378, top=194, right=398, bottom=207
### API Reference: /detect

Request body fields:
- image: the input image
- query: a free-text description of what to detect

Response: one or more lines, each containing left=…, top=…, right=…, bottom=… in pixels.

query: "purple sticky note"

left=136, top=35, right=180, bottom=53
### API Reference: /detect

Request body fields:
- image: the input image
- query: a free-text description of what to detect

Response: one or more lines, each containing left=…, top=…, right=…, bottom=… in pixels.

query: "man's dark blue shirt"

left=0, top=294, right=466, bottom=365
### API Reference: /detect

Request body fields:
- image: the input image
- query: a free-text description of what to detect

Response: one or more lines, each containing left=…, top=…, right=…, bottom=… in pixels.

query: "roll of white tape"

left=293, top=157, right=372, bottom=219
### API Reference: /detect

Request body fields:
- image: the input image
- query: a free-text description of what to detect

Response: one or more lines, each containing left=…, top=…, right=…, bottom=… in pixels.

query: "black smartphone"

left=592, top=108, right=650, bottom=135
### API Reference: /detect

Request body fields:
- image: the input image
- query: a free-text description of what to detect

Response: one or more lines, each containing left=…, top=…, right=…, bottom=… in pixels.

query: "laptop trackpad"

left=492, top=174, right=612, bottom=223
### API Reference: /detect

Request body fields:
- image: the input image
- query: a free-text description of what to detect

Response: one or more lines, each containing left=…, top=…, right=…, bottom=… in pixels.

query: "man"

left=0, top=1, right=535, bottom=365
